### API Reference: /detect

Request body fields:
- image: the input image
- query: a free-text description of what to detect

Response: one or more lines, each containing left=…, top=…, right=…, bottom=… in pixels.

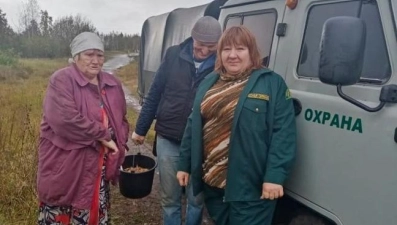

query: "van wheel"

left=288, top=210, right=333, bottom=225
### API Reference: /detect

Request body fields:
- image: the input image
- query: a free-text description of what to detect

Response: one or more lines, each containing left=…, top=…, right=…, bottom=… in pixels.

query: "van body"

left=138, top=0, right=397, bottom=224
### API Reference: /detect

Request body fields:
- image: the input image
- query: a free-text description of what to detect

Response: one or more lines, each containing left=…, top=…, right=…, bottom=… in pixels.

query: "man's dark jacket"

left=135, top=37, right=216, bottom=142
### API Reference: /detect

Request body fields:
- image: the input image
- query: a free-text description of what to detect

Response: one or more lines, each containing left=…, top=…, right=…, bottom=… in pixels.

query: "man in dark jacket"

left=131, top=16, right=222, bottom=225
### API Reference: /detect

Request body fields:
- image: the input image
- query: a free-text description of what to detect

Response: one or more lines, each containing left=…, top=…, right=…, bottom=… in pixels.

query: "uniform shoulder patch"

left=285, top=89, right=292, bottom=100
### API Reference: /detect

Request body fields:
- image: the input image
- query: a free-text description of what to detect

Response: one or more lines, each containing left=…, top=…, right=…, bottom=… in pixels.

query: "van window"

left=225, top=11, right=277, bottom=66
left=243, top=13, right=276, bottom=66
left=225, top=17, right=242, bottom=29
left=298, top=0, right=391, bottom=84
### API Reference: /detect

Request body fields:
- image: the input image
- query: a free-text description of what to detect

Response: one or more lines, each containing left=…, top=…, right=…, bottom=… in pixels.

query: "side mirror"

left=318, top=16, right=397, bottom=112
left=319, top=16, right=366, bottom=86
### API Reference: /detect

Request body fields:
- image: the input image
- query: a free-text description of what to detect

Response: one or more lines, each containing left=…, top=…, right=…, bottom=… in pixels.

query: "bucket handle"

left=132, top=145, right=143, bottom=167
left=120, top=145, right=142, bottom=171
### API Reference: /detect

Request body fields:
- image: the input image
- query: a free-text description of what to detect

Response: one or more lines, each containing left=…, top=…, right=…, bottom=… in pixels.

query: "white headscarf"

left=70, top=32, right=104, bottom=57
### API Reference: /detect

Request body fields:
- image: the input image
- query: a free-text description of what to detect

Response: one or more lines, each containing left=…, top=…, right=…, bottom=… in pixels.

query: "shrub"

left=0, top=49, right=19, bottom=66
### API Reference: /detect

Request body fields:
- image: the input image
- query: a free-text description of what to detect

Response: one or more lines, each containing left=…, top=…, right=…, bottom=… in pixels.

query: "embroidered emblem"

left=285, top=89, right=292, bottom=100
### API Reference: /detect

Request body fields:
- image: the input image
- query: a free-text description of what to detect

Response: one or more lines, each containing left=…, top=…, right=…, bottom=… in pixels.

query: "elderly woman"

left=37, top=32, right=129, bottom=224
left=176, top=26, right=297, bottom=225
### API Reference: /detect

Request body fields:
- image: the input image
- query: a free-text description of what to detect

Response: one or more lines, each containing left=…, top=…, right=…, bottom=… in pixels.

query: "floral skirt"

left=38, top=163, right=110, bottom=225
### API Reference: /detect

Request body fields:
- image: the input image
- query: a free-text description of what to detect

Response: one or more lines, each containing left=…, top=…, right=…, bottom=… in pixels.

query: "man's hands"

left=177, top=171, right=190, bottom=186
left=131, top=131, right=145, bottom=145
left=100, top=139, right=119, bottom=155
left=261, top=183, right=284, bottom=200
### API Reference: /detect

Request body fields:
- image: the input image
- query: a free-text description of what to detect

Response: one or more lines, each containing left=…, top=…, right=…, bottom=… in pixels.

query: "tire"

left=288, top=211, right=333, bottom=225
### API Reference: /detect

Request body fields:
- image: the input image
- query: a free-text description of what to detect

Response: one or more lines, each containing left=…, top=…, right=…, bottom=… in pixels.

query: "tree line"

left=0, top=0, right=140, bottom=59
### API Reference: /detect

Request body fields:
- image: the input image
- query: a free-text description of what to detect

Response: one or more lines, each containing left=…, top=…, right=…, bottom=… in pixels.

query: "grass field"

left=0, top=58, right=68, bottom=224
left=0, top=57, right=149, bottom=224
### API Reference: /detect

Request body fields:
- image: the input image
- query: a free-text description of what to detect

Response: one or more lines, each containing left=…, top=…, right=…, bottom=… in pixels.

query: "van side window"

left=225, top=11, right=277, bottom=66
left=298, top=1, right=391, bottom=84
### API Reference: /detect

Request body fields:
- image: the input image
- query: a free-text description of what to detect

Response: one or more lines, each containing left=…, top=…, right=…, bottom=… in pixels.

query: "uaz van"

left=137, top=1, right=397, bottom=224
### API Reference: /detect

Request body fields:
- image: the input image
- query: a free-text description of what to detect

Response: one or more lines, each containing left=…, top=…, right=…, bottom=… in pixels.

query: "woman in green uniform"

left=177, top=25, right=297, bottom=225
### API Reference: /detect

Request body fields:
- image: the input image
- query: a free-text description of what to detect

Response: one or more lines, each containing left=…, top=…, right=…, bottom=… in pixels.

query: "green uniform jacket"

left=177, top=68, right=297, bottom=202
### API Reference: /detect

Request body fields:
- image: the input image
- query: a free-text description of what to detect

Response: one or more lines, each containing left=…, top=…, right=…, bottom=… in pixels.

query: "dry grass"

left=115, top=58, right=139, bottom=98
left=0, top=58, right=68, bottom=225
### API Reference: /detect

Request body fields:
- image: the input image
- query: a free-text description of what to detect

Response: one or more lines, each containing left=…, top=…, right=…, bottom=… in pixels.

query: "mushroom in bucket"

left=119, top=151, right=157, bottom=199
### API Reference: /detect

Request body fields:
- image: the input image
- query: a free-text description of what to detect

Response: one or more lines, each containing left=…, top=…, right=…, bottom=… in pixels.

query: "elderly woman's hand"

left=260, top=182, right=284, bottom=200
left=100, top=139, right=119, bottom=155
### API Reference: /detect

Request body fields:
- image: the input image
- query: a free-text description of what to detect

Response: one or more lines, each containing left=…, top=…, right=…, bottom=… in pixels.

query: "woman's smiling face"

left=221, top=44, right=251, bottom=75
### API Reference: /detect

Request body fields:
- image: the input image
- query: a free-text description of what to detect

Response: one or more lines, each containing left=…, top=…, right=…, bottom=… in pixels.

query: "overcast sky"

left=0, top=0, right=213, bottom=35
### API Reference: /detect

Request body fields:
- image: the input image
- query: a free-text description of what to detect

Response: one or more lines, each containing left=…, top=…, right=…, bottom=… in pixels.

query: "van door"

left=275, top=0, right=397, bottom=224
left=218, top=0, right=287, bottom=70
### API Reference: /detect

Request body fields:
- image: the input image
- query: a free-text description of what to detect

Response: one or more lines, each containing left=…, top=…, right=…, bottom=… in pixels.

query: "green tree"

left=18, top=0, right=40, bottom=37
left=23, top=19, right=41, bottom=37
left=51, top=15, right=97, bottom=56
left=40, top=10, right=52, bottom=37
left=0, top=8, right=16, bottom=50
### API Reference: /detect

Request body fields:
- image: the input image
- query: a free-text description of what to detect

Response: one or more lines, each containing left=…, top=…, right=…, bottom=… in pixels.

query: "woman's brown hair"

left=215, top=25, right=263, bottom=73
